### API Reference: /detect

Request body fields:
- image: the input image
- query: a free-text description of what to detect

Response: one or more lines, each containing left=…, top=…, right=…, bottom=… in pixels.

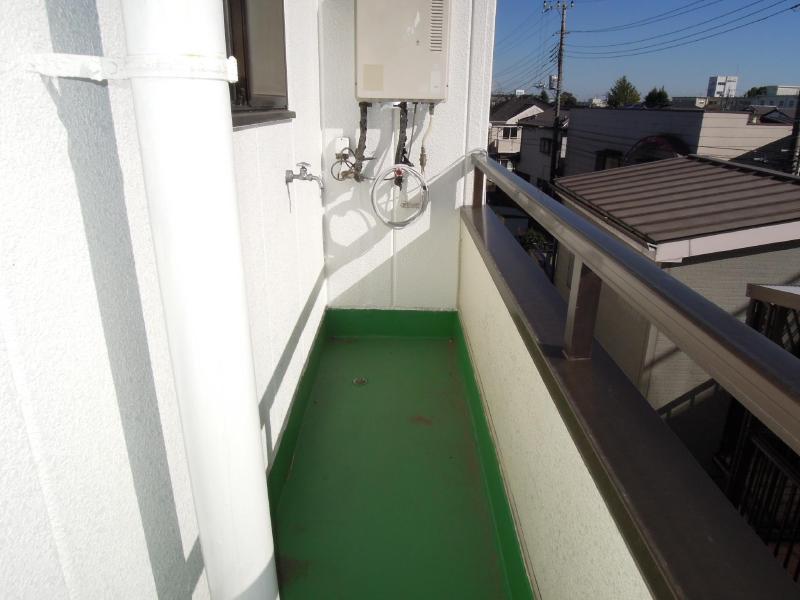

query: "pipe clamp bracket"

left=23, top=53, right=238, bottom=83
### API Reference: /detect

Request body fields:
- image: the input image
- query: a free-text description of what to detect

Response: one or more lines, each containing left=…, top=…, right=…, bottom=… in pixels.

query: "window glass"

left=224, top=0, right=289, bottom=118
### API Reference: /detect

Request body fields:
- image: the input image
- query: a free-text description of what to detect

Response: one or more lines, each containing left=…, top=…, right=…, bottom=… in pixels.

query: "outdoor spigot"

left=285, top=162, right=324, bottom=190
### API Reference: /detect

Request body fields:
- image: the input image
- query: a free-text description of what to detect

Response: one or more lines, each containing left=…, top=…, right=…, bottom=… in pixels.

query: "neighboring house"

left=487, top=95, right=550, bottom=170
left=516, top=108, right=569, bottom=188
left=551, top=156, right=800, bottom=409
left=564, top=107, right=793, bottom=176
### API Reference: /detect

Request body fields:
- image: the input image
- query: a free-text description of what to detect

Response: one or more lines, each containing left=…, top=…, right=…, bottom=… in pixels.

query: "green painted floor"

left=270, top=312, right=530, bottom=599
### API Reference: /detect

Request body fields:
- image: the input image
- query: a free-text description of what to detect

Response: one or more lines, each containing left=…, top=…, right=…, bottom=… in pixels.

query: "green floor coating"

left=270, top=310, right=532, bottom=599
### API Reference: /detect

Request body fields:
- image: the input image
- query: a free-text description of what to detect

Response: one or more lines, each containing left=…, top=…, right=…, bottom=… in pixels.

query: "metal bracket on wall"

left=20, top=53, right=238, bottom=83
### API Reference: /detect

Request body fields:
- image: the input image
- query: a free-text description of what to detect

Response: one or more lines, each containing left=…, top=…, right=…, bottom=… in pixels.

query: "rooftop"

left=518, top=107, right=569, bottom=128
left=489, top=96, right=550, bottom=123
left=554, top=155, right=800, bottom=261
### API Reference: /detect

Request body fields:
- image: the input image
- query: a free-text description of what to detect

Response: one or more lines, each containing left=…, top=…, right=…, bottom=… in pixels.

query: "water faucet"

left=285, top=162, right=324, bottom=190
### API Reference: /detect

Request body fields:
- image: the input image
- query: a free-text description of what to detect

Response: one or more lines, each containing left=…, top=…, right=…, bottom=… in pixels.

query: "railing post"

left=564, top=257, right=601, bottom=360
left=473, top=166, right=485, bottom=205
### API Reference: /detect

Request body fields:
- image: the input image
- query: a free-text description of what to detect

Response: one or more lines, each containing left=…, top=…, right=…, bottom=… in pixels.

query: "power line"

left=567, top=0, right=790, bottom=55
left=494, top=38, right=557, bottom=78
left=494, top=10, right=543, bottom=50
left=493, top=10, right=557, bottom=85
left=567, top=0, right=772, bottom=48
left=570, top=0, right=723, bottom=33
left=565, top=3, right=799, bottom=59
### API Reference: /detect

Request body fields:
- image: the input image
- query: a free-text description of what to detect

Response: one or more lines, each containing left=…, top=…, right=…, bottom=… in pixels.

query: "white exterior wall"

left=696, top=113, right=791, bottom=161
left=1, top=0, right=208, bottom=597
left=707, top=75, right=737, bottom=98
left=556, top=241, right=800, bottom=410
left=489, top=124, right=522, bottom=155
left=643, top=245, right=800, bottom=408
left=1, top=0, right=333, bottom=595
left=517, top=126, right=555, bottom=185
left=458, top=224, right=652, bottom=600
left=321, top=0, right=497, bottom=309
left=232, top=0, right=328, bottom=467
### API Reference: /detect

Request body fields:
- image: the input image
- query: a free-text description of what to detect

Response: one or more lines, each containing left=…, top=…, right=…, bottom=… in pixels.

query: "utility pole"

left=792, top=88, right=800, bottom=176
left=545, top=0, right=573, bottom=184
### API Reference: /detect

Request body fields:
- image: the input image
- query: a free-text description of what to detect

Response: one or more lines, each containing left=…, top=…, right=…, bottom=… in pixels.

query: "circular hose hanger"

left=370, top=164, right=429, bottom=229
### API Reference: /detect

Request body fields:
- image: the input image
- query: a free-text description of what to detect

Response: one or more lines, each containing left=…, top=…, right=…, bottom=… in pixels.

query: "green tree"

left=644, top=86, right=670, bottom=108
left=607, top=76, right=640, bottom=108
left=538, top=89, right=550, bottom=103
left=560, top=91, right=578, bottom=108
left=744, top=86, right=767, bottom=98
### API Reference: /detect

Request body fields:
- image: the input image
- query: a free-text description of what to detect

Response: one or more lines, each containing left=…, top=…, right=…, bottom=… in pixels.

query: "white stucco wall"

left=2, top=0, right=500, bottom=595
left=1, top=0, right=208, bottom=597
left=320, top=0, right=496, bottom=309
left=697, top=112, right=791, bottom=161
left=643, top=245, right=800, bottom=408
left=457, top=223, right=651, bottom=600
left=518, top=126, right=555, bottom=185
left=231, top=0, right=328, bottom=468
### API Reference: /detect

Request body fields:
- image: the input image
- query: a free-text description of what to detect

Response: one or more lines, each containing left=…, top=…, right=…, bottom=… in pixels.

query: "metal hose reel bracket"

left=370, top=164, right=430, bottom=229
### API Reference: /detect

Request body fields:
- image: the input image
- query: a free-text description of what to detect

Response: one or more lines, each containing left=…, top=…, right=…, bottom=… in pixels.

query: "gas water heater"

left=355, top=0, right=450, bottom=103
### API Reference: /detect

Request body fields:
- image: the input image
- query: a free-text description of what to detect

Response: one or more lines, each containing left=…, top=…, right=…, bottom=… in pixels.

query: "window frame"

left=595, top=149, right=624, bottom=171
left=539, top=137, right=552, bottom=155
left=223, top=0, right=295, bottom=127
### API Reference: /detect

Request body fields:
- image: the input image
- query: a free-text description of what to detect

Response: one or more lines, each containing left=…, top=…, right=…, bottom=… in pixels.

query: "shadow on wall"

left=258, top=268, right=326, bottom=463
left=323, top=145, right=468, bottom=304
left=257, top=152, right=467, bottom=462
left=43, top=0, right=203, bottom=597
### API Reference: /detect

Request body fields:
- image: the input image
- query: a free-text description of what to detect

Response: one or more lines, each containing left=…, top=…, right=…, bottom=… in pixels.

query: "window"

left=594, top=149, right=623, bottom=171
left=539, top=137, right=552, bottom=155
left=224, top=0, right=292, bottom=127
left=502, top=127, right=518, bottom=139
left=779, top=100, right=785, bottom=108
left=536, top=177, right=547, bottom=189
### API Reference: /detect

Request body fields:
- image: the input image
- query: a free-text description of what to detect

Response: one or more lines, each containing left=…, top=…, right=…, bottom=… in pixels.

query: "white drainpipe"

left=119, top=1, right=279, bottom=597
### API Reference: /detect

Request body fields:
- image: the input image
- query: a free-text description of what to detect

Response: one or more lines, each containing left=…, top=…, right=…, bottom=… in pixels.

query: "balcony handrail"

left=471, top=152, right=800, bottom=455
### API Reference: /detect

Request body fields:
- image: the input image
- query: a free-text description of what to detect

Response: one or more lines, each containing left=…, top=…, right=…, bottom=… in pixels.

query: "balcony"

left=6, top=1, right=800, bottom=598
left=254, top=154, right=800, bottom=598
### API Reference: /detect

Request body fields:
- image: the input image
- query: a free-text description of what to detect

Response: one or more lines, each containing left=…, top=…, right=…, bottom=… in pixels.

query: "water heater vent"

left=430, top=0, right=445, bottom=52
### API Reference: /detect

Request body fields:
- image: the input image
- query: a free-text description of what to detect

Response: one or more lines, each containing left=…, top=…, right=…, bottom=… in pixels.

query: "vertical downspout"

left=119, top=2, right=279, bottom=598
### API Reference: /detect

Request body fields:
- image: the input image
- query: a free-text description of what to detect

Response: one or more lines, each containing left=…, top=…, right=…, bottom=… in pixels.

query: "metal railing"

left=471, top=152, right=800, bottom=456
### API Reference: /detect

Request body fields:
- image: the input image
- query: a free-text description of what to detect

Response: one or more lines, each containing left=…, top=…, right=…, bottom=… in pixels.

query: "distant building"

left=707, top=75, right=738, bottom=98
left=552, top=156, right=800, bottom=409
left=487, top=96, right=550, bottom=171
left=749, top=84, right=800, bottom=112
left=516, top=109, right=569, bottom=189
left=515, top=89, right=525, bottom=96
left=671, top=96, right=709, bottom=109
left=563, top=107, right=794, bottom=176
left=590, top=96, right=608, bottom=108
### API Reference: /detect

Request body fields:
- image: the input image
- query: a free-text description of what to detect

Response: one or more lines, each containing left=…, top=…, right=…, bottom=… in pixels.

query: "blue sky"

left=492, top=0, right=800, bottom=99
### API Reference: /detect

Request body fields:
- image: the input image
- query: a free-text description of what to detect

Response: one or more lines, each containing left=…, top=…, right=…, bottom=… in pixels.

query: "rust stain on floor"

left=410, top=414, right=433, bottom=426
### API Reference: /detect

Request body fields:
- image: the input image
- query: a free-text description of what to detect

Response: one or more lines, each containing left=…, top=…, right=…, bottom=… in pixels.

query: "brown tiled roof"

left=553, top=155, right=800, bottom=244
left=490, top=96, right=550, bottom=123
